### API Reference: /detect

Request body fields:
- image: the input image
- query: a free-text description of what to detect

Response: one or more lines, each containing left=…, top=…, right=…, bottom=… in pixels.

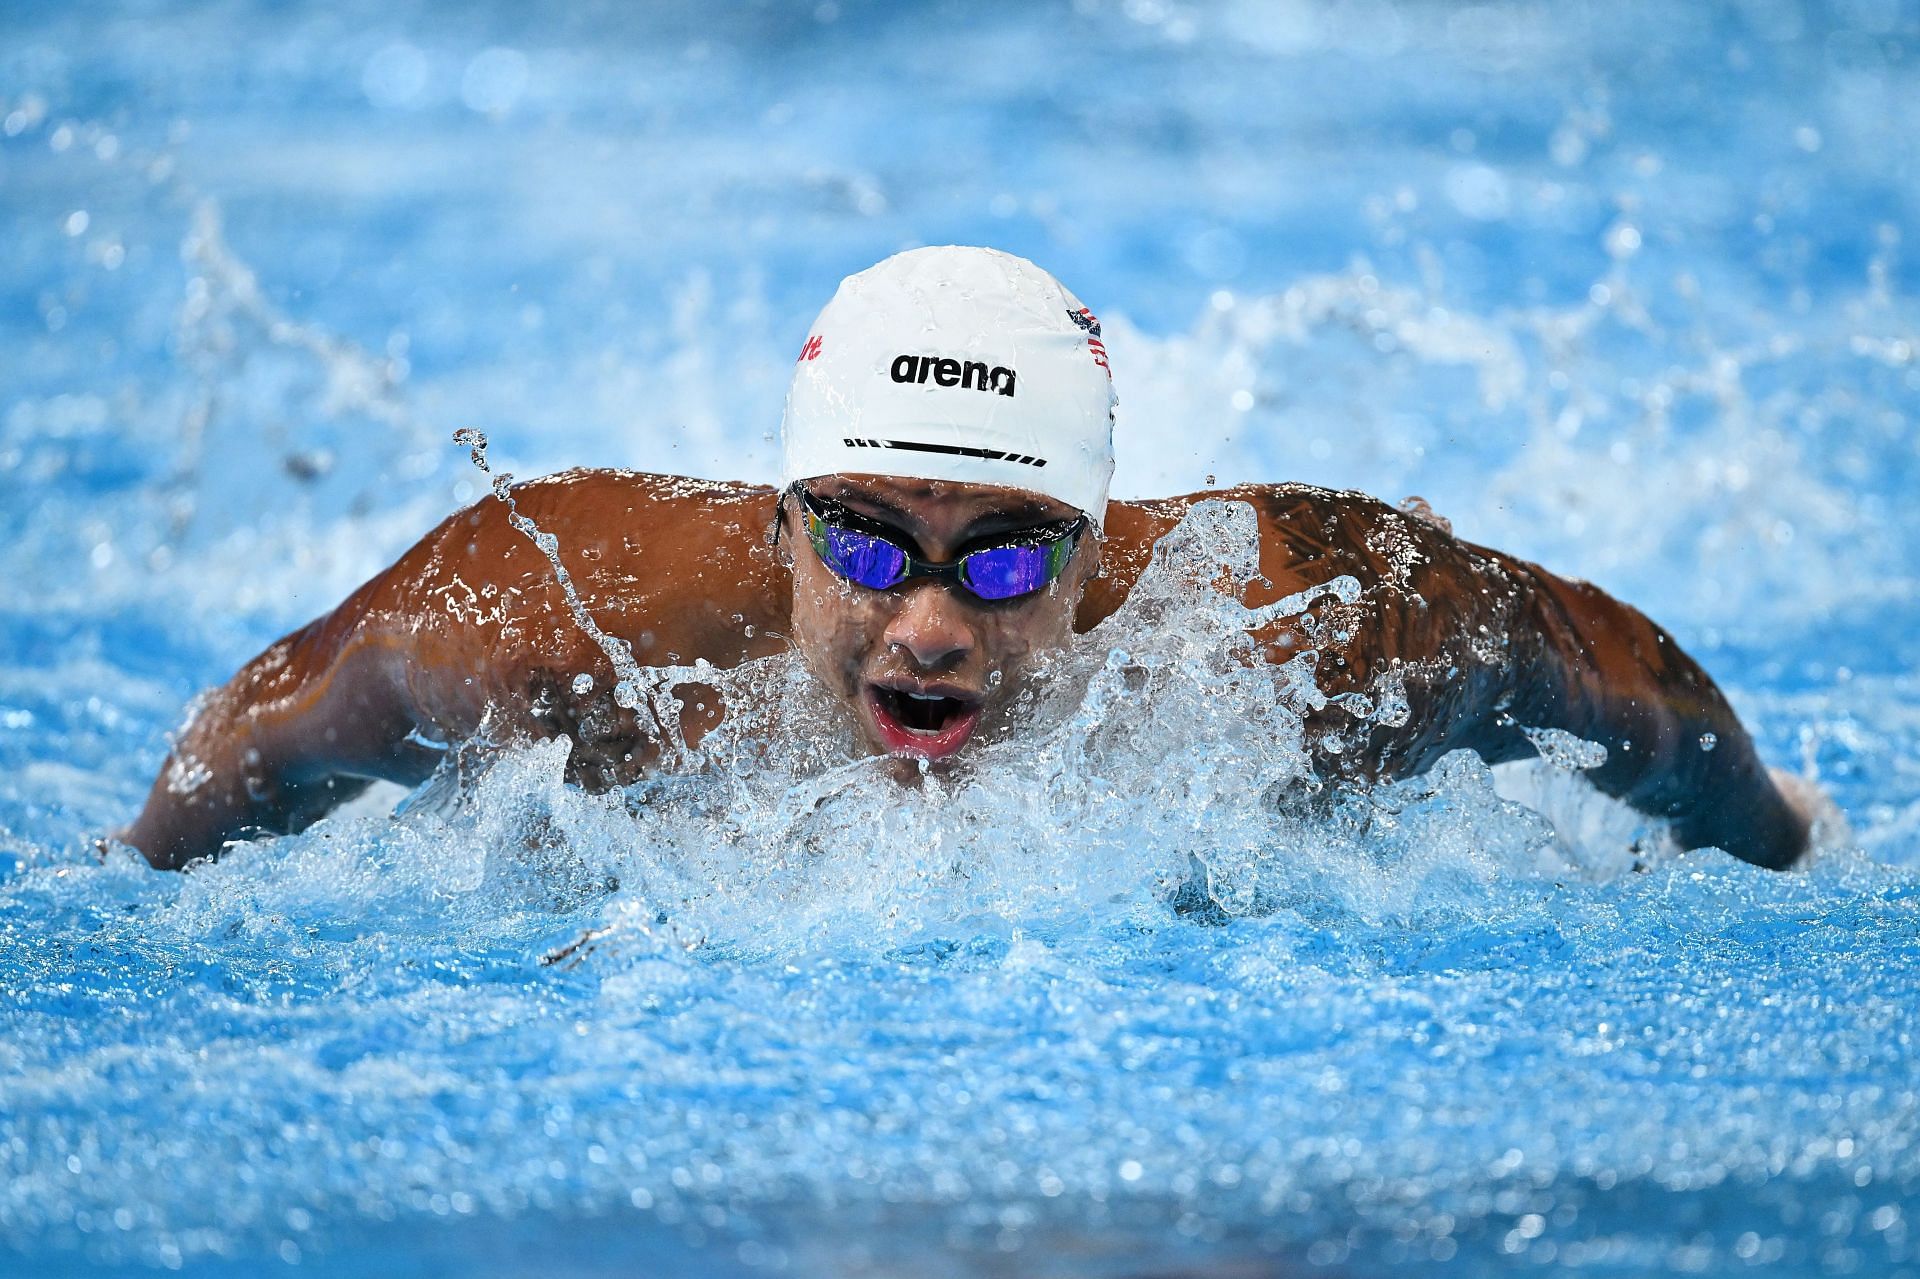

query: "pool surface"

left=3, top=2, right=1918, bottom=1275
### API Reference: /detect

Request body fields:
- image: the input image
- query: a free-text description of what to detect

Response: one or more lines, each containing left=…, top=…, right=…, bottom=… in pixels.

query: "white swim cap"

left=780, top=246, right=1117, bottom=523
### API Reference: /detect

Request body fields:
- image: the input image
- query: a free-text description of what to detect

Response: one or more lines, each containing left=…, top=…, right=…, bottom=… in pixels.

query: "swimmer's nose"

left=883, top=582, right=974, bottom=670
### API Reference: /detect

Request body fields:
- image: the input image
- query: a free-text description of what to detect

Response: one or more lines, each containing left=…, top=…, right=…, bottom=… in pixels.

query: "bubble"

left=1604, top=223, right=1642, bottom=258
left=1549, top=125, right=1589, bottom=167
left=461, top=47, right=529, bottom=117
left=2, top=93, right=45, bottom=135
left=363, top=42, right=429, bottom=110
left=1444, top=164, right=1510, bottom=221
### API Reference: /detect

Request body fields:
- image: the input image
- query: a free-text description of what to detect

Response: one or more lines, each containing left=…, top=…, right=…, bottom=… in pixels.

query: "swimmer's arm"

left=1167, top=489, right=1807, bottom=868
left=113, top=480, right=741, bottom=868
left=117, top=493, right=596, bottom=869
left=1484, top=562, right=1810, bottom=869
left=116, top=598, right=444, bottom=871
left=1251, top=489, right=1808, bottom=868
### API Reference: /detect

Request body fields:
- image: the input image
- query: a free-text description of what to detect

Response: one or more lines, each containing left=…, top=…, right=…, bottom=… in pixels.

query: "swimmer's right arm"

left=115, top=497, right=531, bottom=869
left=115, top=591, right=447, bottom=870
left=116, top=475, right=781, bottom=868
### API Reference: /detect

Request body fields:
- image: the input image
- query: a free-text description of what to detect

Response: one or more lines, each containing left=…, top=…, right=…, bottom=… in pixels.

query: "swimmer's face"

left=784, top=474, right=1098, bottom=767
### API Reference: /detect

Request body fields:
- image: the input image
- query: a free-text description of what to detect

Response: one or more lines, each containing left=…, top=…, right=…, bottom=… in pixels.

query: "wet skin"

left=119, top=469, right=1812, bottom=871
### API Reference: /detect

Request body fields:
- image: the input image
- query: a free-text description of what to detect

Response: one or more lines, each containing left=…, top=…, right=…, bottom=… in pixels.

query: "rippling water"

left=3, top=2, right=1918, bottom=1275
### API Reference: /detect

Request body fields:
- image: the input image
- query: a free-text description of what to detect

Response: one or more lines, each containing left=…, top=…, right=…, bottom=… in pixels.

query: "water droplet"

left=1523, top=726, right=1609, bottom=771
left=572, top=674, right=594, bottom=696
left=1604, top=222, right=1642, bottom=258
left=364, top=41, right=429, bottom=110
left=1699, top=732, right=1717, bottom=752
left=460, top=47, right=529, bottom=117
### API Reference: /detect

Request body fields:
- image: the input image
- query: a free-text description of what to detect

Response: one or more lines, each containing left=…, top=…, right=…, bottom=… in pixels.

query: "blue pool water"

left=4, top=1, right=1919, bottom=1274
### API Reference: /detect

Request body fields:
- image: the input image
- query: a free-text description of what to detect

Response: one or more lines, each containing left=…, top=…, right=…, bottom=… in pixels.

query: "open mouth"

left=866, top=682, right=984, bottom=760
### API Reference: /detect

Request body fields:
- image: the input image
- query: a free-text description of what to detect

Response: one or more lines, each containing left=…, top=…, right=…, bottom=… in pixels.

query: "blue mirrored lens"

left=961, top=544, right=1051, bottom=599
left=823, top=526, right=907, bottom=589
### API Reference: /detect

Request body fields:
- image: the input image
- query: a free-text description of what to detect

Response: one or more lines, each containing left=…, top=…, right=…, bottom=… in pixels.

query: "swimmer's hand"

left=541, top=924, right=617, bottom=969
left=1767, top=767, right=1844, bottom=859
left=523, top=667, right=723, bottom=790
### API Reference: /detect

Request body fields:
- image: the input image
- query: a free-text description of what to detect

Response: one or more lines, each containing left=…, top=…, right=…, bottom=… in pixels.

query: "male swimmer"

left=119, top=247, right=1814, bottom=871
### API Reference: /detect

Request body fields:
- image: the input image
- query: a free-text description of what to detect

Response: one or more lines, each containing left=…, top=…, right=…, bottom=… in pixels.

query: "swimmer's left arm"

left=1495, top=563, right=1811, bottom=868
left=1358, top=536, right=1807, bottom=868
left=1231, top=489, right=1810, bottom=869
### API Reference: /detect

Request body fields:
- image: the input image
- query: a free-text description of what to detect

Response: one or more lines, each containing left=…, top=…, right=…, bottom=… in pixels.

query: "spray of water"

left=374, top=493, right=1604, bottom=969
left=449, top=428, right=701, bottom=766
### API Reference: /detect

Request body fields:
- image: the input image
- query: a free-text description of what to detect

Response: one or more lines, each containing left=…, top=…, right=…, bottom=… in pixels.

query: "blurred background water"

left=2, top=1, right=1918, bottom=1275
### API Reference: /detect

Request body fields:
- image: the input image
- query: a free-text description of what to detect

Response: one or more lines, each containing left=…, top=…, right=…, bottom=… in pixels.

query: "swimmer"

left=117, top=246, right=1815, bottom=871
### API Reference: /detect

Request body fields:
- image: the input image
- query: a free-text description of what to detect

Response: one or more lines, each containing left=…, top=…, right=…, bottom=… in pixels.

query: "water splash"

left=1521, top=724, right=1609, bottom=772
left=434, top=499, right=1546, bottom=962
left=5, top=9, right=1918, bottom=1274
left=450, top=428, right=688, bottom=759
left=6, top=497, right=1906, bottom=1277
left=172, top=201, right=430, bottom=537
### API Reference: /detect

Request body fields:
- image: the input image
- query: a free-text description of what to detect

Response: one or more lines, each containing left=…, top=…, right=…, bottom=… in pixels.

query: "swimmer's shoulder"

left=391, top=468, right=780, bottom=610
left=1102, top=482, right=1502, bottom=604
left=1108, top=482, right=1408, bottom=552
left=508, top=468, right=780, bottom=522
left=1094, top=483, right=1403, bottom=620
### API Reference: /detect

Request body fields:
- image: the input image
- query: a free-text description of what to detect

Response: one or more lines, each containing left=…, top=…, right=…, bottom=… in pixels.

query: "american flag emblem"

left=1066, top=307, right=1109, bottom=376
left=797, top=334, right=824, bottom=362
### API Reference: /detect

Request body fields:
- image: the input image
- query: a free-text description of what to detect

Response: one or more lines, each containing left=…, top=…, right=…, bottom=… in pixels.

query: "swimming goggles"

left=792, top=485, right=1086, bottom=602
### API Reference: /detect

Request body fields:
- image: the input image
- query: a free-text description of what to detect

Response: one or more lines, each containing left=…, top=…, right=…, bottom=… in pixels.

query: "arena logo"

left=889, top=353, right=1016, bottom=397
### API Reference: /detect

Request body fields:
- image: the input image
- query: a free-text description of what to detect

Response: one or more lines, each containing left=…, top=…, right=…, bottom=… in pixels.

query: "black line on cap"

left=842, top=438, right=1048, bottom=468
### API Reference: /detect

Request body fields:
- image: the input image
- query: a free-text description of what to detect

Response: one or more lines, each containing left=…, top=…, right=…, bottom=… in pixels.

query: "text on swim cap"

left=889, top=353, right=1017, bottom=397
